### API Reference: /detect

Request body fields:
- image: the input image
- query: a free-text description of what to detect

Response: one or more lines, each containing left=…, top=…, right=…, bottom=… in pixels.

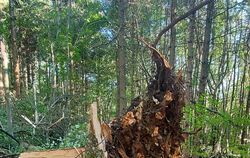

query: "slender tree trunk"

left=187, top=0, right=195, bottom=103
left=20, top=55, right=27, bottom=93
left=198, top=1, right=214, bottom=98
left=26, top=57, right=32, bottom=90
left=241, top=89, right=249, bottom=144
left=50, top=42, right=56, bottom=102
left=240, top=30, right=249, bottom=147
left=9, top=0, right=21, bottom=98
left=195, top=1, right=214, bottom=156
left=0, top=47, right=4, bottom=103
left=56, top=0, right=62, bottom=39
left=116, top=0, right=127, bottom=116
left=183, top=1, right=196, bottom=157
left=163, top=4, right=169, bottom=56
left=70, top=52, right=74, bottom=95
left=129, top=0, right=138, bottom=101
left=1, top=39, right=13, bottom=135
left=64, top=0, right=72, bottom=117
left=169, top=0, right=177, bottom=68
left=33, top=52, right=38, bottom=125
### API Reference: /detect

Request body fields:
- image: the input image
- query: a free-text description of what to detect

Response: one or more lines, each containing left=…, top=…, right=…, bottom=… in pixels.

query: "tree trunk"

left=116, top=0, right=127, bottom=116
left=1, top=39, right=13, bottom=135
left=186, top=0, right=195, bottom=103
left=195, top=1, right=214, bottom=156
left=64, top=0, right=72, bottom=117
left=183, top=1, right=196, bottom=157
left=129, top=0, right=138, bottom=102
left=198, top=1, right=214, bottom=98
left=33, top=52, right=38, bottom=126
left=169, top=0, right=177, bottom=68
left=163, top=4, right=169, bottom=56
left=50, top=42, right=56, bottom=102
left=9, top=0, right=21, bottom=98
left=0, top=46, right=4, bottom=103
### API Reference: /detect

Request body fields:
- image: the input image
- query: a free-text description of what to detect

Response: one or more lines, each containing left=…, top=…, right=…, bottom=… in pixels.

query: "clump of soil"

left=106, top=47, right=186, bottom=158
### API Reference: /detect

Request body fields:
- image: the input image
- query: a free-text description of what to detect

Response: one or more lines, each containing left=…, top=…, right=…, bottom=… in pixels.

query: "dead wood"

left=90, top=102, right=107, bottom=158
left=106, top=43, right=186, bottom=157
left=104, top=1, right=214, bottom=157
left=153, top=0, right=214, bottom=47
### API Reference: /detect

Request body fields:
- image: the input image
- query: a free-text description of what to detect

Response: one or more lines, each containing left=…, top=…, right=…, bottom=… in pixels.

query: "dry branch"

left=153, top=0, right=214, bottom=47
left=47, top=117, right=64, bottom=129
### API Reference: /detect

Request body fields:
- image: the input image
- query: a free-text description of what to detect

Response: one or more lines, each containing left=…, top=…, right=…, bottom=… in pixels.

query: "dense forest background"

left=0, top=0, right=249, bottom=157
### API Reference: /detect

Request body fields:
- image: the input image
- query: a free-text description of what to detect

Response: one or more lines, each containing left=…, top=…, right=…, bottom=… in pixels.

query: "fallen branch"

left=47, top=116, right=64, bottom=129
left=182, top=127, right=202, bottom=135
left=21, top=115, right=36, bottom=128
left=0, top=128, right=20, bottom=145
left=153, top=0, right=214, bottom=47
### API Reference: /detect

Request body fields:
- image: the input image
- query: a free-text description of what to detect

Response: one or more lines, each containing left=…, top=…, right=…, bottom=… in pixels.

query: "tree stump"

left=106, top=46, right=186, bottom=158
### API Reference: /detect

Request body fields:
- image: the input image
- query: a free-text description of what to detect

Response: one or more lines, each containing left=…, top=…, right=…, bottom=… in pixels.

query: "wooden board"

left=19, top=147, right=85, bottom=158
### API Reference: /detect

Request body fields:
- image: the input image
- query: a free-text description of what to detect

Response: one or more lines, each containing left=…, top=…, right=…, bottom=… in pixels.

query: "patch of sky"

left=101, top=28, right=113, bottom=40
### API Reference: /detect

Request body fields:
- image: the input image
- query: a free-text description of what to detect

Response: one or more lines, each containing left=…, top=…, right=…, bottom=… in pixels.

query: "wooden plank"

left=19, top=147, right=85, bottom=158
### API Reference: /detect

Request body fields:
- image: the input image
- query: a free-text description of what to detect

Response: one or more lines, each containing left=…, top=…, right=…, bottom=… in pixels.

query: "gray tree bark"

left=186, top=0, right=196, bottom=103
left=0, top=47, right=4, bottom=103
left=198, top=0, right=214, bottom=98
left=169, top=0, right=177, bottom=68
left=116, top=0, right=127, bottom=116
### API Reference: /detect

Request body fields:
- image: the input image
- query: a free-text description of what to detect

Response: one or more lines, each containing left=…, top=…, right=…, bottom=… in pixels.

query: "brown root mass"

left=106, top=47, right=186, bottom=158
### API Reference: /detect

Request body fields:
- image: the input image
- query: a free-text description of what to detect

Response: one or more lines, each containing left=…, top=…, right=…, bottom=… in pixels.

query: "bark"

left=70, top=52, right=74, bottom=95
left=26, top=59, right=32, bottom=89
left=198, top=0, right=214, bottom=98
left=169, top=0, right=177, bottom=68
left=163, top=5, right=169, bottom=56
left=241, top=90, right=249, bottom=145
left=116, top=0, right=127, bottom=116
left=183, top=1, right=196, bottom=157
left=186, top=0, right=196, bottom=103
left=194, top=1, right=214, bottom=156
left=1, top=39, right=13, bottom=135
left=9, top=0, right=21, bottom=97
left=230, top=53, right=237, bottom=112
left=240, top=23, right=249, bottom=148
left=0, top=46, right=4, bottom=103
left=50, top=42, right=56, bottom=102
left=20, top=55, right=27, bottom=93
left=66, top=0, right=72, bottom=90
left=129, top=0, right=138, bottom=102
left=62, top=0, right=72, bottom=118
left=33, top=53, right=38, bottom=126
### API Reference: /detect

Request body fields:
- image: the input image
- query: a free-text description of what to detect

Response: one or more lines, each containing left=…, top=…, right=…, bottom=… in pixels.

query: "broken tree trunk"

left=93, top=1, right=212, bottom=157
left=106, top=43, right=186, bottom=157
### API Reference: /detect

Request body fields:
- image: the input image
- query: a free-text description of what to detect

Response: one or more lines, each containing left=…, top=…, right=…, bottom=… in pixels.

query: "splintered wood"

left=106, top=42, right=186, bottom=158
left=90, top=102, right=107, bottom=158
left=19, top=148, right=85, bottom=158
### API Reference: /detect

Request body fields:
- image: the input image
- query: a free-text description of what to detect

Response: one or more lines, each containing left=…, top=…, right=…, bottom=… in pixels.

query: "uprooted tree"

left=89, top=1, right=213, bottom=158
left=106, top=43, right=186, bottom=157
